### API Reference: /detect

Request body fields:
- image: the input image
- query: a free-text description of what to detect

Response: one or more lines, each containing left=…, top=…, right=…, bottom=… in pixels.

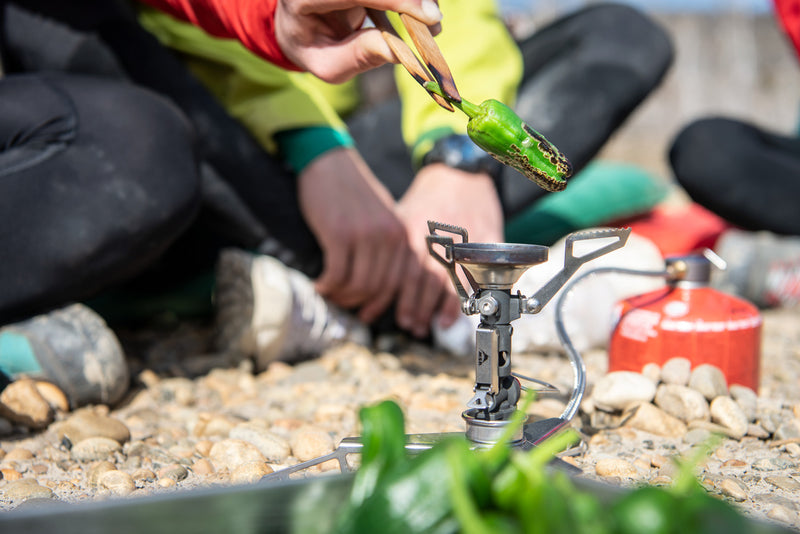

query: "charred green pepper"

left=425, top=81, right=572, bottom=192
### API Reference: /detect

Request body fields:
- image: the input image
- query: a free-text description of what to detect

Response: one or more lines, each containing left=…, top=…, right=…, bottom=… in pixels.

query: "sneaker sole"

left=215, top=249, right=293, bottom=369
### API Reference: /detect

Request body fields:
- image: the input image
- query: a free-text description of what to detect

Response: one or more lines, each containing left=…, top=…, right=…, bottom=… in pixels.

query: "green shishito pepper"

left=425, top=81, right=572, bottom=192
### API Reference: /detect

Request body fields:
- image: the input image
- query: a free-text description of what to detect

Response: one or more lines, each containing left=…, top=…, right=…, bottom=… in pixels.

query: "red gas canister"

left=608, top=255, right=762, bottom=391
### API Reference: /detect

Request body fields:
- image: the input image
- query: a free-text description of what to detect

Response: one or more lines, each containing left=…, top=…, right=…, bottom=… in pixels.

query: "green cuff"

left=410, top=126, right=457, bottom=170
left=275, top=127, right=355, bottom=174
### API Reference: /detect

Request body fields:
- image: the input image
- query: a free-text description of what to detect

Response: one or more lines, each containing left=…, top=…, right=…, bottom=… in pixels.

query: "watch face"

left=441, top=136, right=483, bottom=166
left=425, top=135, right=500, bottom=176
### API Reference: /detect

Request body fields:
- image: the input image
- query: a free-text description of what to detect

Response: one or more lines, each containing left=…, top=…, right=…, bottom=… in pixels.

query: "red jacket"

left=139, top=0, right=300, bottom=70
left=775, top=0, right=800, bottom=57
left=145, top=1, right=800, bottom=70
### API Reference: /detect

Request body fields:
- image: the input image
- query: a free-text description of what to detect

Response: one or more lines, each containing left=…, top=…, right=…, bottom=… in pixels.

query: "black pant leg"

left=6, top=0, right=325, bottom=276
left=0, top=73, right=201, bottom=323
left=670, top=117, right=800, bottom=235
left=502, top=3, right=674, bottom=216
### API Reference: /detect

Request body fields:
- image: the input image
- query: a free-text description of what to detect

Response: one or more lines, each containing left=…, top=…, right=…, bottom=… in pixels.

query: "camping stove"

left=262, top=222, right=630, bottom=481
left=426, top=221, right=629, bottom=446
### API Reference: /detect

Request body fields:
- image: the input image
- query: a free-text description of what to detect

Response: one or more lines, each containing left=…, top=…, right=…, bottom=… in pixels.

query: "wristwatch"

left=421, top=134, right=503, bottom=179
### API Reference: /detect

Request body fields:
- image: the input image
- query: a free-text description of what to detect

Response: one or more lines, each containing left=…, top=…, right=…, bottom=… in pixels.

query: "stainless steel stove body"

left=262, top=222, right=630, bottom=481
left=426, top=221, right=630, bottom=445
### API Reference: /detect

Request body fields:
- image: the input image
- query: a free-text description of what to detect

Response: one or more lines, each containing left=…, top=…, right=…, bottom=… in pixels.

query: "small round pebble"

left=654, top=384, right=710, bottom=423
left=192, top=414, right=237, bottom=438
left=1, top=468, right=22, bottom=481
left=33, top=382, right=69, bottom=413
left=157, top=464, right=189, bottom=483
left=70, top=437, right=122, bottom=462
left=131, top=468, right=156, bottom=484
left=764, top=475, right=800, bottom=492
left=209, top=439, right=265, bottom=471
left=641, top=363, right=661, bottom=383
left=767, top=505, right=796, bottom=524
left=624, top=402, right=687, bottom=438
left=591, top=372, right=656, bottom=412
left=661, top=358, right=691, bottom=386
left=231, top=461, right=272, bottom=484
left=718, top=478, right=747, bottom=501
left=3, top=478, right=54, bottom=501
left=230, top=423, right=291, bottom=463
left=289, top=428, right=335, bottom=462
left=709, top=397, right=749, bottom=439
left=192, top=458, right=215, bottom=476
left=688, top=365, right=728, bottom=401
left=87, top=461, right=117, bottom=487
left=594, top=458, right=639, bottom=479
left=0, top=379, right=54, bottom=429
left=729, top=385, right=758, bottom=422
left=785, top=443, right=800, bottom=457
left=4, top=448, right=34, bottom=462
left=195, top=440, right=214, bottom=457
left=54, top=410, right=131, bottom=445
left=99, top=470, right=135, bottom=496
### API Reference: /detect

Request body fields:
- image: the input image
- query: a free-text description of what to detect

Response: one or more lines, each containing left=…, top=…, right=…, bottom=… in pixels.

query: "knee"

left=578, top=3, right=674, bottom=78
left=669, top=117, right=748, bottom=186
left=106, top=83, right=202, bottom=230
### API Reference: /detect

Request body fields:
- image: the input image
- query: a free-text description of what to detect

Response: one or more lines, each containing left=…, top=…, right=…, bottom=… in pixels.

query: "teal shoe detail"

left=0, top=331, right=43, bottom=377
left=0, top=304, right=128, bottom=408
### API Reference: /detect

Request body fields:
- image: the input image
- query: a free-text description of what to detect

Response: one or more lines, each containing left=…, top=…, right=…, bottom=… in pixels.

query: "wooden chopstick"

left=366, top=9, right=455, bottom=111
left=398, top=13, right=461, bottom=103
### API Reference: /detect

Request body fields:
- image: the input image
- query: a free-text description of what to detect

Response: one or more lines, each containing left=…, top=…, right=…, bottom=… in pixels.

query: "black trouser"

left=0, top=1, right=672, bottom=323
left=0, top=73, right=201, bottom=324
left=670, top=117, right=800, bottom=235
left=0, top=0, right=320, bottom=324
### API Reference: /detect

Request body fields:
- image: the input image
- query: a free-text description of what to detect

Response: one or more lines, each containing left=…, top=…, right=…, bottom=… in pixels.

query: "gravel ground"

left=0, top=307, right=798, bottom=531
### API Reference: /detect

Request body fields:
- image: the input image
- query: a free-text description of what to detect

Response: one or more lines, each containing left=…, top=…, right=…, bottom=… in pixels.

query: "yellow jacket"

left=138, top=1, right=522, bottom=174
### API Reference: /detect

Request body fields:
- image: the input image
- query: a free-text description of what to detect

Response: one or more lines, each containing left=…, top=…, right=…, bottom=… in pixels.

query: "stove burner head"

left=451, top=242, right=548, bottom=289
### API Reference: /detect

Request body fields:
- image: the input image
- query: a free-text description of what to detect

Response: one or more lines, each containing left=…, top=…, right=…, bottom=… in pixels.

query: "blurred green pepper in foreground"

left=315, top=400, right=771, bottom=534
left=426, top=82, right=572, bottom=192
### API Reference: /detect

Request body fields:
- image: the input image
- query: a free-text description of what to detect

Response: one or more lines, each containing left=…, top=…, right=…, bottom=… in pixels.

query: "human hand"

left=297, top=148, right=411, bottom=322
left=395, top=163, right=504, bottom=338
left=274, top=0, right=442, bottom=83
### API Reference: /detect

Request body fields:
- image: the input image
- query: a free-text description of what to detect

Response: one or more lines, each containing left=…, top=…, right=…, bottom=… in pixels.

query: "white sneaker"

left=713, top=229, right=800, bottom=308
left=214, top=249, right=370, bottom=369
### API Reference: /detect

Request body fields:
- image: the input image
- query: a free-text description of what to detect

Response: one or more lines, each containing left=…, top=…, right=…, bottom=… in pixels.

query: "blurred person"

left=141, top=1, right=673, bottom=357
left=0, top=0, right=672, bottom=409
left=668, top=0, right=800, bottom=308
left=0, top=0, right=444, bottom=409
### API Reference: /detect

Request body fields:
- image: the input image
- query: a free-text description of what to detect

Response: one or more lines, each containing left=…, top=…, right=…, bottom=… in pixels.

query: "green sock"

left=505, top=161, right=669, bottom=245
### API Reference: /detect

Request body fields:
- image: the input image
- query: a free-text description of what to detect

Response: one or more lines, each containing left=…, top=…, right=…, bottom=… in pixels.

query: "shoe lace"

left=283, top=270, right=368, bottom=357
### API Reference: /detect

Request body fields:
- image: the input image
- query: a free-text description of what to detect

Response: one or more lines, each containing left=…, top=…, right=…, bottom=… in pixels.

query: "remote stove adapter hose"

left=554, top=266, right=670, bottom=423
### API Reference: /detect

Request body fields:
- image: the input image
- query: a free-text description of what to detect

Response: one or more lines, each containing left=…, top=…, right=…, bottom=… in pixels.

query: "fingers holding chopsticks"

left=290, top=0, right=443, bottom=25
left=275, top=0, right=444, bottom=84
